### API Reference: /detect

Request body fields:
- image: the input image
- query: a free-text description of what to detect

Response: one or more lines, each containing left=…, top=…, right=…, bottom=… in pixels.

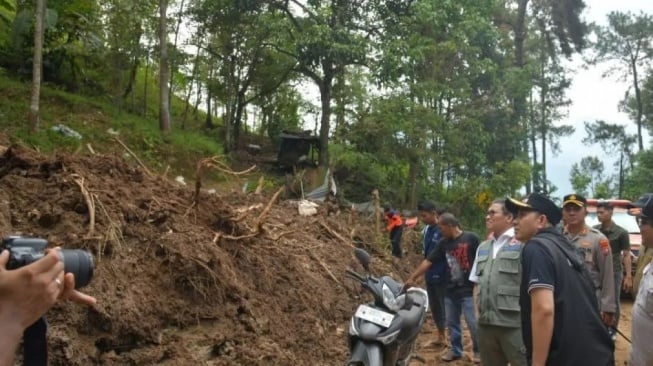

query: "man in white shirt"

left=469, top=199, right=526, bottom=366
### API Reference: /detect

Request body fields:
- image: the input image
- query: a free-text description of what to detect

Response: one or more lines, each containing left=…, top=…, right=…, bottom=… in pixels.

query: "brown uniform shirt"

left=564, top=225, right=617, bottom=313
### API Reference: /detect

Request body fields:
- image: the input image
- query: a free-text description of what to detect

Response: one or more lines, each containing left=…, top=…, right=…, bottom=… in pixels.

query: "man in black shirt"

left=505, top=194, right=614, bottom=366
left=405, top=213, right=480, bottom=363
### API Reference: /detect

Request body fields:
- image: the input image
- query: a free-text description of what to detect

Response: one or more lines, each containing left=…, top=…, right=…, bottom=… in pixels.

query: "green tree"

left=583, top=120, right=636, bottom=198
left=569, top=156, right=614, bottom=198
left=589, top=11, right=653, bottom=151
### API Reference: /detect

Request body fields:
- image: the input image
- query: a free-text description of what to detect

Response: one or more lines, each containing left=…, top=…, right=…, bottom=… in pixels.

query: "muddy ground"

left=0, top=142, right=635, bottom=365
left=409, top=300, right=634, bottom=365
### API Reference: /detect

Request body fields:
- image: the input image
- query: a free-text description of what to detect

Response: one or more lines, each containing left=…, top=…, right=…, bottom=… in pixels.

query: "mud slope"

left=0, top=145, right=410, bottom=365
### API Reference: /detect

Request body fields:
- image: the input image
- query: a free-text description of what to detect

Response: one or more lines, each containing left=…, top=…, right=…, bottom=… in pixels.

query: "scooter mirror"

left=354, top=248, right=371, bottom=271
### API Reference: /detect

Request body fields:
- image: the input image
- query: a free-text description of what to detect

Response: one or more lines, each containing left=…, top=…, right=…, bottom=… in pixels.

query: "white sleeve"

left=468, top=250, right=480, bottom=283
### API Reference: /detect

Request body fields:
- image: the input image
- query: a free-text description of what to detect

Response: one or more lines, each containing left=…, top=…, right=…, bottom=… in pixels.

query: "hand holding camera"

left=0, top=236, right=96, bottom=366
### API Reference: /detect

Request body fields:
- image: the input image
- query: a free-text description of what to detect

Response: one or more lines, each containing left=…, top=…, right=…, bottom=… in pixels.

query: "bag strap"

left=23, top=317, right=48, bottom=366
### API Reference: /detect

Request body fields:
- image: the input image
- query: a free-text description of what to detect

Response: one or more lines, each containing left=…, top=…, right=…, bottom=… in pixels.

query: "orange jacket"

left=385, top=211, right=403, bottom=231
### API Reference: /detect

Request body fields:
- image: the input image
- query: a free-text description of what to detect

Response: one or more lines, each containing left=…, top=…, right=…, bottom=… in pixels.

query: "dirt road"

left=410, top=299, right=634, bottom=365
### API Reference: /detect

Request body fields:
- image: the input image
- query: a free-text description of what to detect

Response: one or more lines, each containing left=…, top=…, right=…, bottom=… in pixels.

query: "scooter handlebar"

left=345, top=269, right=366, bottom=282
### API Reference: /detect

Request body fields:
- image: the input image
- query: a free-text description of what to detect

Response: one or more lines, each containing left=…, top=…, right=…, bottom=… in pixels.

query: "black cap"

left=562, top=193, right=587, bottom=207
left=505, top=193, right=562, bottom=226
left=628, top=193, right=653, bottom=218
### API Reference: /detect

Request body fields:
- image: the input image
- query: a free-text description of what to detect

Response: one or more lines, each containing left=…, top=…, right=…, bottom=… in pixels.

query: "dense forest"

left=1, top=0, right=653, bottom=227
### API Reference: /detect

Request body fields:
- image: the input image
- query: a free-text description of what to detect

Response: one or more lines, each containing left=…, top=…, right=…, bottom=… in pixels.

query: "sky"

left=549, top=0, right=653, bottom=198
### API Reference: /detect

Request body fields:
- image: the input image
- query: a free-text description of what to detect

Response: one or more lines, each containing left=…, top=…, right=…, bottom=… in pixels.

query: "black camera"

left=2, top=236, right=94, bottom=289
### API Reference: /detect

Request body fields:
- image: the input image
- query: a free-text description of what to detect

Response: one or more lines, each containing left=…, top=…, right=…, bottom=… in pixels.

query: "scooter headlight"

left=382, top=283, right=405, bottom=312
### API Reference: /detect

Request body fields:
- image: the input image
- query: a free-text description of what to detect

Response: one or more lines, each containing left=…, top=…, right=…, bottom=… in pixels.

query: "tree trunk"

left=143, top=41, right=151, bottom=117
left=318, top=79, right=332, bottom=166
left=204, top=62, right=213, bottom=129
left=182, top=37, right=202, bottom=129
left=29, top=0, right=46, bottom=133
left=631, top=56, right=644, bottom=151
left=168, top=0, right=185, bottom=108
left=123, top=57, right=140, bottom=99
left=529, top=90, right=537, bottom=194
left=233, top=92, right=246, bottom=151
left=159, top=0, right=171, bottom=134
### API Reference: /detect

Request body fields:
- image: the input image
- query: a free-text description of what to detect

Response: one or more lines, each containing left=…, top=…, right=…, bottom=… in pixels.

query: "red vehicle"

left=585, top=199, right=641, bottom=277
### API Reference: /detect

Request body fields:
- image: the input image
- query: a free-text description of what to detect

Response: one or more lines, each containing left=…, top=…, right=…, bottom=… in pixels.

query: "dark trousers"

left=425, top=280, right=446, bottom=331
left=390, top=226, right=403, bottom=258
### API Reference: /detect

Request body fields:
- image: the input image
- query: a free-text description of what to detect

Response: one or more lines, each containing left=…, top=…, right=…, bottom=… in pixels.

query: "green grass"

left=0, top=70, right=223, bottom=179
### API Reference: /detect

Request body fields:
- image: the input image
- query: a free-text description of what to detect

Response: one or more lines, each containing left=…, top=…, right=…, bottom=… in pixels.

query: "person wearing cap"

left=506, top=193, right=614, bottom=366
left=404, top=213, right=481, bottom=363
left=561, top=193, right=616, bottom=328
left=383, top=205, right=404, bottom=265
left=628, top=194, right=653, bottom=366
left=469, top=198, right=527, bottom=366
left=594, top=200, right=631, bottom=335
left=417, top=200, right=447, bottom=347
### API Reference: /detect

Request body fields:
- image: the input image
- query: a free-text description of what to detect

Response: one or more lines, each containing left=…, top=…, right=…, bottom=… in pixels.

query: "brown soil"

left=0, top=141, right=635, bottom=365
left=0, top=144, right=410, bottom=365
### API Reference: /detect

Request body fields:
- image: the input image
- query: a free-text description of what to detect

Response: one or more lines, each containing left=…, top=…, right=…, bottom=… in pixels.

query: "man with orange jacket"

left=384, top=205, right=404, bottom=264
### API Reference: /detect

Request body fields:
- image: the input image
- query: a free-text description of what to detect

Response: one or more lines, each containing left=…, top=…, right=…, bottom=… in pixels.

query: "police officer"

left=628, top=194, right=653, bottom=366
left=506, top=193, right=614, bottom=366
left=469, top=199, right=527, bottom=366
left=561, top=194, right=616, bottom=327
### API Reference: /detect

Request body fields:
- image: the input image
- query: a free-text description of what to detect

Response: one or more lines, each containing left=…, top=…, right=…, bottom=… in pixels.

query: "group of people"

left=394, top=192, right=653, bottom=366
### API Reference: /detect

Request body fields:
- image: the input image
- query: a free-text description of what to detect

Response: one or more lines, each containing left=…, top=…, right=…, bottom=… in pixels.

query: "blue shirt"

left=423, top=225, right=446, bottom=284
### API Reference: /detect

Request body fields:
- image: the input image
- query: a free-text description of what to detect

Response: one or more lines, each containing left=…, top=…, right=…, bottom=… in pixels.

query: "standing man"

left=628, top=194, right=653, bottom=366
left=561, top=194, right=616, bottom=327
left=506, top=193, right=614, bottom=366
left=405, top=213, right=480, bottom=363
left=383, top=205, right=404, bottom=265
left=594, top=200, right=631, bottom=337
left=469, top=199, right=526, bottom=366
left=417, top=201, right=446, bottom=347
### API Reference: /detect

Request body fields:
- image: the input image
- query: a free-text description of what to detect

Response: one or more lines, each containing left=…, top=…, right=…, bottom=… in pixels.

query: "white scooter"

left=345, top=249, right=429, bottom=366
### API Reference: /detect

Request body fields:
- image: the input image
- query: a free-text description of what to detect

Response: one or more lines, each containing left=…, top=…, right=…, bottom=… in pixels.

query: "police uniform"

left=563, top=225, right=617, bottom=314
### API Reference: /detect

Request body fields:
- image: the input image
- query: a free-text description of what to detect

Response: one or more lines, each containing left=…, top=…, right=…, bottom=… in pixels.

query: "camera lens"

left=60, top=249, right=94, bottom=289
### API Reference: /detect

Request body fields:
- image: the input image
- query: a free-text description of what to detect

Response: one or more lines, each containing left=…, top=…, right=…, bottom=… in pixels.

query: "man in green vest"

left=469, top=198, right=527, bottom=366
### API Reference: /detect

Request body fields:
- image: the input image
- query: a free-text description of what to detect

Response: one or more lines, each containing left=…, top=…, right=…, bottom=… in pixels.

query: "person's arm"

left=522, top=241, right=557, bottom=366
left=404, top=259, right=432, bottom=288
left=0, top=318, right=23, bottom=366
left=621, top=230, right=632, bottom=292
left=0, top=249, right=97, bottom=365
left=596, top=238, right=616, bottom=317
left=530, top=288, right=554, bottom=366
left=530, top=287, right=555, bottom=366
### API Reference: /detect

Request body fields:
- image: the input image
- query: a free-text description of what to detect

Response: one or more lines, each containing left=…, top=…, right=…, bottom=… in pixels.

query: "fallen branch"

left=113, top=137, right=152, bottom=176
left=319, top=221, right=354, bottom=248
left=309, top=253, right=342, bottom=286
left=71, top=174, right=95, bottom=237
left=254, top=176, right=265, bottom=194
left=189, top=156, right=257, bottom=211
left=231, top=203, right=263, bottom=222
left=254, top=186, right=284, bottom=230
left=265, top=230, right=295, bottom=241
left=86, top=143, right=96, bottom=155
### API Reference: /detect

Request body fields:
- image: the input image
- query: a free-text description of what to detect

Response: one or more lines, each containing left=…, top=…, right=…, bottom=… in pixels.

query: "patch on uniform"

left=503, top=245, right=521, bottom=252
left=478, top=249, right=490, bottom=256
left=599, top=238, right=610, bottom=256
left=580, top=241, right=591, bottom=248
